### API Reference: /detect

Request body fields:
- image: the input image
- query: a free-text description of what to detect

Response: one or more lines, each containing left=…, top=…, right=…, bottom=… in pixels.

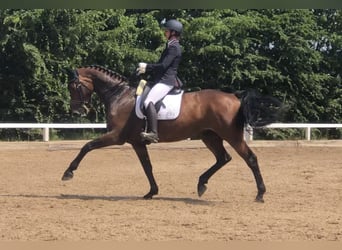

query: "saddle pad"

left=135, top=91, right=184, bottom=120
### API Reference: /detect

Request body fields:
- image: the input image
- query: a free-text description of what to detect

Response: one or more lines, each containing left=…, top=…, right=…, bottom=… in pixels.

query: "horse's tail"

left=236, top=89, right=284, bottom=128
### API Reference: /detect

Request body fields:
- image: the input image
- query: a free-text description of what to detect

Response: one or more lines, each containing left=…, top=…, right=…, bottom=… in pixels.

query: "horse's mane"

left=83, top=65, right=128, bottom=84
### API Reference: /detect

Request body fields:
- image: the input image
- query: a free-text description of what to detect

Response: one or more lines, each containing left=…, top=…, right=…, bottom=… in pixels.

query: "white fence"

left=0, top=123, right=341, bottom=142
left=244, top=123, right=342, bottom=141
left=0, top=123, right=106, bottom=142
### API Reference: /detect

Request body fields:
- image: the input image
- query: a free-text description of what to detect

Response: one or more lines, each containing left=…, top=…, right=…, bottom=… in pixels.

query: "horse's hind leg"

left=230, top=139, right=266, bottom=203
left=198, top=130, right=232, bottom=197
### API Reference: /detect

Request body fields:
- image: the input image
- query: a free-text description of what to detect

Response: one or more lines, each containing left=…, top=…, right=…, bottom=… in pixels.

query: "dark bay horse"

left=62, top=65, right=282, bottom=202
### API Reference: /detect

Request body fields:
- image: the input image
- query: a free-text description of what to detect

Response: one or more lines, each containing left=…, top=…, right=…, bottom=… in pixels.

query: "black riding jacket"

left=145, top=39, right=182, bottom=87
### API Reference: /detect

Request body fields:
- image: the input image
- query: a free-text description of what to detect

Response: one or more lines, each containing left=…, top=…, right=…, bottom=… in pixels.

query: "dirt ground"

left=0, top=140, right=341, bottom=241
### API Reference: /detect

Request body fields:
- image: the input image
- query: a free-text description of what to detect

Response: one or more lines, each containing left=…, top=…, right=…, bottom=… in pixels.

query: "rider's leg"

left=141, top=83, right=173, bottom=143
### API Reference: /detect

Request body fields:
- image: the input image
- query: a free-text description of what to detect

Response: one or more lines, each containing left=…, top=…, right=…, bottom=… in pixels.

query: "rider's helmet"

left=161, top=19, right=183, bottom=35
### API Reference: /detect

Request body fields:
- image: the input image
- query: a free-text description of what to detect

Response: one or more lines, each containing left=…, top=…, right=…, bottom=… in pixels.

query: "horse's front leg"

left=132, top=143, right=159, bottom=199
left=62, top=134, right=118, bottom=181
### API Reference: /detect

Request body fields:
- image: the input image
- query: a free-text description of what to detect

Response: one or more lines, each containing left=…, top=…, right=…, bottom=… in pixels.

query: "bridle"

left=68, top=71, right=93, bottom=113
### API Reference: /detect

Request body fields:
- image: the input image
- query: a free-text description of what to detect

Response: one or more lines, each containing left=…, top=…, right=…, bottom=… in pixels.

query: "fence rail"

left=245, top=123, right=342, bottom=141
left=0, top=123, right=341, bottom=142
left=0, top=123, right=106, bottom=141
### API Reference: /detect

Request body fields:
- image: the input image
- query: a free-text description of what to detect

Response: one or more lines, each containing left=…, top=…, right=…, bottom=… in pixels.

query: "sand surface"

left=0, top=140, right=341, bottom=241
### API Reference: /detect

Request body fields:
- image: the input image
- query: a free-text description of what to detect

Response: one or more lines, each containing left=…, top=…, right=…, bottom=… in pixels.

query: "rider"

left=136, top=19, right=183, bottom=143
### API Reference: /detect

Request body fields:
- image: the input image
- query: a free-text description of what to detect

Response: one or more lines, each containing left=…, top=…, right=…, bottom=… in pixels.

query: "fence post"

left=43, top=127, right=49, bottom=142
left=305, top=127, right=311, bottom=141
left=244, top=125, right=253, bottom=142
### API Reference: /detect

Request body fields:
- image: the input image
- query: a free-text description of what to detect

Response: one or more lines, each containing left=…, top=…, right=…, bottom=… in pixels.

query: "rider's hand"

left=136, top=62, right=147, bottom=75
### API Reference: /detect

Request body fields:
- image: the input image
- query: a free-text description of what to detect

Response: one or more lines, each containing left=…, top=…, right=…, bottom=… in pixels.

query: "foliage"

left=0, top=9, right=341, bottom=140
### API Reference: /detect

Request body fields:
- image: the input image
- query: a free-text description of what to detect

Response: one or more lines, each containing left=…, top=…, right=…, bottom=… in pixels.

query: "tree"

left=0, top=9, right=340, bottom=140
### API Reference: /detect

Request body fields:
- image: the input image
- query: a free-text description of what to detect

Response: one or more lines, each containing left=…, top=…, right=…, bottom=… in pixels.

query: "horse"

left=62, top=65, right=282, bottom=202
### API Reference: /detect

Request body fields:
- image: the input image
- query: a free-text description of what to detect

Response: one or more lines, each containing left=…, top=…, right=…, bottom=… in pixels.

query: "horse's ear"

left=62, top=67, right=78, bottom=83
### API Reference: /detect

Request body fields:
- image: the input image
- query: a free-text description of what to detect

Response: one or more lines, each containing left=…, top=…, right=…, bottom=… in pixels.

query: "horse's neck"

left=83, top=67, right=136, bottom=108
left=94, top=81, right=135, bottom=107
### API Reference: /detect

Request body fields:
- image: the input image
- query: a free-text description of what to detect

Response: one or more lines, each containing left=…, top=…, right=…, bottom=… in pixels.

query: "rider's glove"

left=136, top=62, right=147, bottom=75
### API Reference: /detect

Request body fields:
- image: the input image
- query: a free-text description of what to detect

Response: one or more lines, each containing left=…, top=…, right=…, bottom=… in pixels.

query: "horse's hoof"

left=143, top=188, right=158, bottom=199
left=62, top=171, right=73, bottom=181
left=255, top=196, right=264, bottom=203
left=197, top=184, right=207, bottom=197
left=143, top=193, right=154, bottom=199
left=143, top=191, right=157, bottom=199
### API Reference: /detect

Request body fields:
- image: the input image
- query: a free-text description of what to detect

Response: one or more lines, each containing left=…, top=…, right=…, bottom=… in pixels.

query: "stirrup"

left=140, top=131, right=159, bottom=143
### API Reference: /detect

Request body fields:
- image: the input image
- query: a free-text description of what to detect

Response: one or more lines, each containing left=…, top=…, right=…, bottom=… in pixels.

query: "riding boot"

left=141, top=102, right=159, bottom=143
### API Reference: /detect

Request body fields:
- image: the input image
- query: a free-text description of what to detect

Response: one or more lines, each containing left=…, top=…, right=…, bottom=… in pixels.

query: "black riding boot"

left=141, top=102, right=159, bottom=143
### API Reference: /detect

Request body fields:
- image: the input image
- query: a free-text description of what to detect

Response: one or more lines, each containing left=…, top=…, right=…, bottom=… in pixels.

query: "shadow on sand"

left=0, top=193, right=214, bottom=206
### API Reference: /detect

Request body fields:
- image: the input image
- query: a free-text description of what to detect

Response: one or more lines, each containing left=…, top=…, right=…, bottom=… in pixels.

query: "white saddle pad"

left=135, top=91, right=184, bottom=120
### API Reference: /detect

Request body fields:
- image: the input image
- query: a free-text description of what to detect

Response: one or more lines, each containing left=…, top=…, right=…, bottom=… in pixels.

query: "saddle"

left=135, top=80, right=184, bottom=120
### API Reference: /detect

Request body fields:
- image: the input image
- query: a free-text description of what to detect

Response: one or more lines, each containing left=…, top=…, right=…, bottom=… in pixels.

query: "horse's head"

left=65, top=68, right=94, bottom=116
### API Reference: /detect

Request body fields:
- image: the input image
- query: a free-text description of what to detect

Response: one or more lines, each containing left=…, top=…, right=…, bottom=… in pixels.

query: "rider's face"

left=164, top=29, right=171, bottom=39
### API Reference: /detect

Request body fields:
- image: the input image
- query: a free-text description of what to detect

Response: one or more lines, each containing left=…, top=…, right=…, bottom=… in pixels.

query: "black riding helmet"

left=161, top=19, right=183, bottom=34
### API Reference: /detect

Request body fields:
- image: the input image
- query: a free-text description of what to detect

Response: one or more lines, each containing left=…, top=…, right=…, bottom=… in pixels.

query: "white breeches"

left=143, top=83, right=174, bottom=108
